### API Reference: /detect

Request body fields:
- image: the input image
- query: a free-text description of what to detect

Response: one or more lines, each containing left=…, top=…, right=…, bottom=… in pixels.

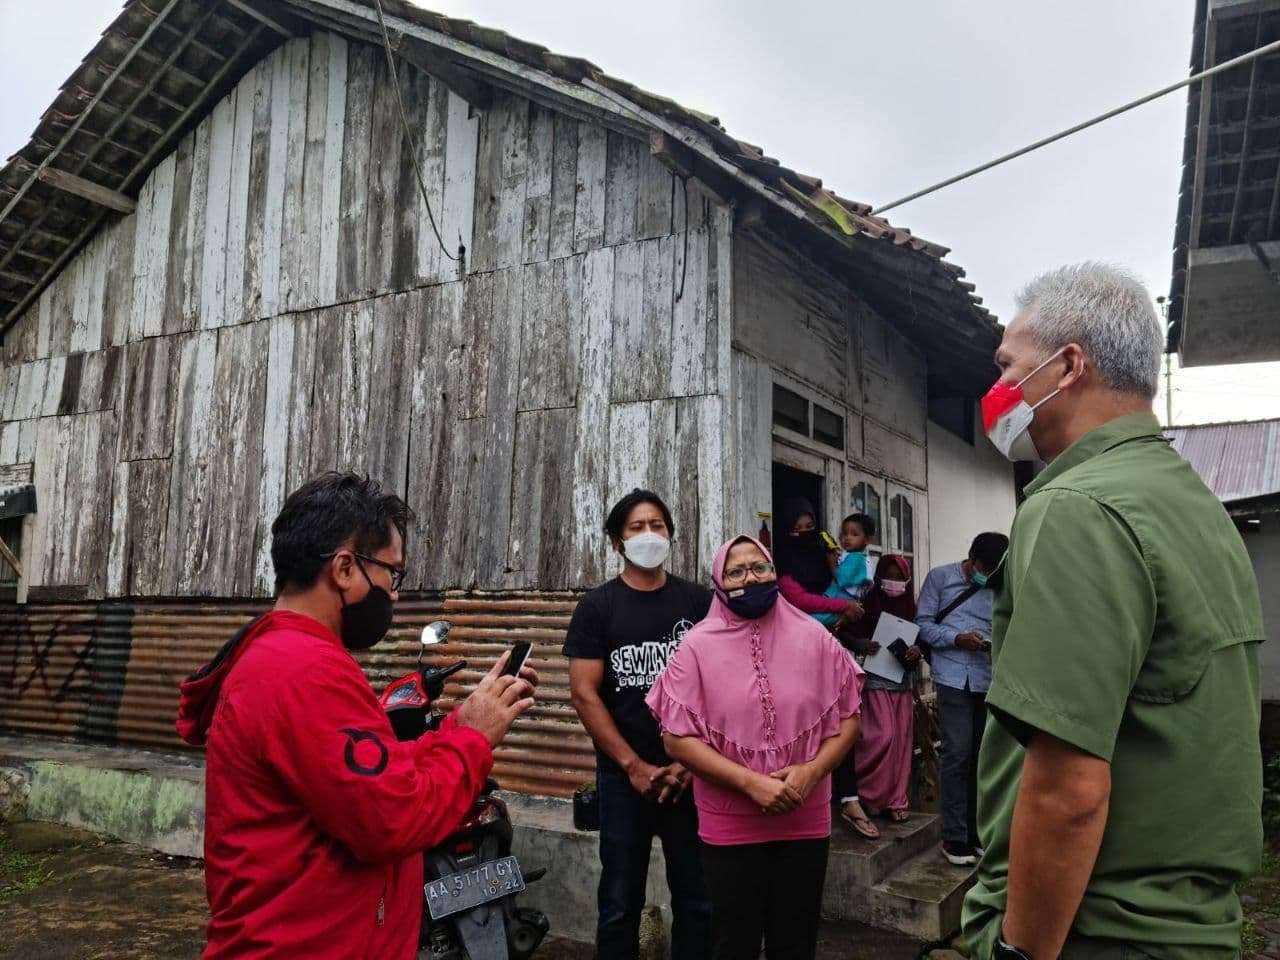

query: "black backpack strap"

left=933, top=583, right=982, bottom=625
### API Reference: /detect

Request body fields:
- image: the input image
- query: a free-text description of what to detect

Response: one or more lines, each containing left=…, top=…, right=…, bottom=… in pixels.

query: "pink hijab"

left=646, top=536, right=864, bottom=845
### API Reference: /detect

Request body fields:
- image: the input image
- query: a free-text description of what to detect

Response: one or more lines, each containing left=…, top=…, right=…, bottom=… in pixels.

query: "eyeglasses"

left=322, top=551, right=407, bottom=592
left=722, top=561, right=775, bottom=585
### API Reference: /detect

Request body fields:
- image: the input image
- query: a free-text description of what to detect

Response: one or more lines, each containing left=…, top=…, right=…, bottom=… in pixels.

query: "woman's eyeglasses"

left=722, top=561, right=775, bottom=585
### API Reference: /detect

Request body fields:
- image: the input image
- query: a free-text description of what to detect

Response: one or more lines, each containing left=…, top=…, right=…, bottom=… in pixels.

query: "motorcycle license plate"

left=425, top=856, right=526, bottom=920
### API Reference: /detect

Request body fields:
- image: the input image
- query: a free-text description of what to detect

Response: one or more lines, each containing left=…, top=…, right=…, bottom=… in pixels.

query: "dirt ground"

left=0, top=819, right=927, bottom=960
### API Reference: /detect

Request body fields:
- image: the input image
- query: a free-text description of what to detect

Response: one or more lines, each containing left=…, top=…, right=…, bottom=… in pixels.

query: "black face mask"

left=340, top=561, right=394, bottom=650
left=793, top=529, right=821, bottom=547
left=721, top=581, right=779, bottom=619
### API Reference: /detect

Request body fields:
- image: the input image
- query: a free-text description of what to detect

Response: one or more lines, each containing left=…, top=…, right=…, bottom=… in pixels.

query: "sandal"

left=886, top=808, right=911, bottom=823
left=840, top=801, right=880, bottom=840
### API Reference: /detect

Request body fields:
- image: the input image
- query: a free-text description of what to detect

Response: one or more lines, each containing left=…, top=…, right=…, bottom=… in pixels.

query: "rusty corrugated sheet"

left=0, top=591, right=593, bottom=799
left=1167, top=419, right=1280, bottom=505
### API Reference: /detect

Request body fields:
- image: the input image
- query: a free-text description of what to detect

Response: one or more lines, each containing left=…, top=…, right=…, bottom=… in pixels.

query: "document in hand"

left=863, top=613, right=921, bottom=684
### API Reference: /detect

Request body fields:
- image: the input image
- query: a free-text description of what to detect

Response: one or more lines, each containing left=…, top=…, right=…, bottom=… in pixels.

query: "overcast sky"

left=3, top=0, right=1278, bottom=425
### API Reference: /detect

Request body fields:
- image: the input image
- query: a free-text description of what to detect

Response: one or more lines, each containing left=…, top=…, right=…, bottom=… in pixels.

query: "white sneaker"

left=942, top=842, right=979, bottom=866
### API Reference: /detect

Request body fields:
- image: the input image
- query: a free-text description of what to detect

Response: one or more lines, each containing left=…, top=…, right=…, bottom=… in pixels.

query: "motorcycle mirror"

left=421, top=620, right=450, bottom=646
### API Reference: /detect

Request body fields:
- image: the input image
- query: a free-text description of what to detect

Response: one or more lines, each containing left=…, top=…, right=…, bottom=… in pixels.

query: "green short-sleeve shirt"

left=962, top=413, right=1264, bottom=959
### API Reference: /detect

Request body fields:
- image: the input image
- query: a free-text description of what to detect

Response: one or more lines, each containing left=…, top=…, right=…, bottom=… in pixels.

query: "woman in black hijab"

left=774, top=498, right=859, bottom=620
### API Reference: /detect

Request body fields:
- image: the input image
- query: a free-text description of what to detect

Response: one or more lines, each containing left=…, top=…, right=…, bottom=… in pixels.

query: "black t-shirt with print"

left=563, top=574, right=712, bottom=775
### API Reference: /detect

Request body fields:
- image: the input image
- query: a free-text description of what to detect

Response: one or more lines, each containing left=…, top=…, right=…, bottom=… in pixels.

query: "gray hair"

left=1014, top=262, right=1163, bottom=399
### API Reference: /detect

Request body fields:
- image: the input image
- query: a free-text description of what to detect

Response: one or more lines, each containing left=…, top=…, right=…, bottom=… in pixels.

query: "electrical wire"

left=371, top=0, right=460, bottom=263
left=873, top=35, right=1280, bottom=215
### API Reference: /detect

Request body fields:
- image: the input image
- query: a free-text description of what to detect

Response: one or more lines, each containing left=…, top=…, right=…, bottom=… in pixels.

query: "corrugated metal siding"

left=0, top=591, right=593, bottom=799
left=1167, top=419, right=1280, bottom=504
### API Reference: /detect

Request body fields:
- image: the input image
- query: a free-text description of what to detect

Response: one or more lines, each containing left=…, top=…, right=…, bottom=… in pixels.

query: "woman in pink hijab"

left=646, top=535, right=863, bottom=960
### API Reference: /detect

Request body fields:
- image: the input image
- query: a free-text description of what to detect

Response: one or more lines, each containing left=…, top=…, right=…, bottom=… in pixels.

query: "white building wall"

left=1244, top=518, right=1280, bottom=701
left=925, top=406, right=1017, bottom=571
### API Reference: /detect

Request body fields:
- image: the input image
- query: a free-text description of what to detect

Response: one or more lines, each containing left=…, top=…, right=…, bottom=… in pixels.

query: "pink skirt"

left=853, top=688, right=914, bottom=811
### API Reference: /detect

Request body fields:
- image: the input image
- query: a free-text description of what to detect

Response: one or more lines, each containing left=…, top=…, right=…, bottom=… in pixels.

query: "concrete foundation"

left=0, top=734, right=972, bottom=942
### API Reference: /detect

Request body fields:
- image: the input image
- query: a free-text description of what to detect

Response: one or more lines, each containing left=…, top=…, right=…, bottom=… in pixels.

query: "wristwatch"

left=993, top=937, right=1032, bottom=960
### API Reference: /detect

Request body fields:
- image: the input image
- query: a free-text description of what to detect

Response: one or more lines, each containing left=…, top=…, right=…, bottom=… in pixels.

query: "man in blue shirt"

left=917, top=532, right=1009, bottom=865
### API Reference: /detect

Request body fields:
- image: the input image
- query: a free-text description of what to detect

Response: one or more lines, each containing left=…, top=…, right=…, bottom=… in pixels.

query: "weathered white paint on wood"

left=284, top=310, right=318, bottom=494
left=522, top=103, right=554, bottom=265
left=180, top=120, right=211, bottom=328
left=163, top=330, right=219, bottom=594
left=365, top=292, right=417, bottom=496
left=201, top=94, right=237, bottom=330
left=574, top=121, right=607, bottom=253
left=242, top=55, right=276, bottom=324
left=861, top=419, right=927, bottom=489
left=120, top=336, right=176, bottom=461
left=279, top=37, right=311, bottom=314
left=637, top=149, right=674, bottom=241
left=254, top=314, right=295, bottom=595
left=36, top=285, right=53, bottom=358
left=669, top=225, right=708, bottom=397
left=518, top=256, right=580, bottom=410
left=441, top=91, right=479, bottom=277
left=338, top=43, right=376, bottom=298
left=475, top=268, right=525, bottom=585
left=472, top=93, right=529, bottom=273
left=860, top=309, right=927, bottom=444
left=413, top=79, right=449, bottom=284
left=299, top=34, right=332, bottom=311
left=730, top=349, right=774, bottom=537
left=224, top=66, right=257, bottom=325
left=548, top=114, right=578, bottom=261
left=608, top=241, right=644, bottom=403
left=508, top=405, right=576, bottom=587
left=604, top=132, right=640, bottom=247
left=259, top=44, right=291, bottom=318
left=732, top=230, right=849, bottom=405
left=318, top=33, right=348, bottom=304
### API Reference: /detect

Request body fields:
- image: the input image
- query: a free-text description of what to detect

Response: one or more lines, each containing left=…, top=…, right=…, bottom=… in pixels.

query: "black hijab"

left=774, top=497, right=832, bottom=594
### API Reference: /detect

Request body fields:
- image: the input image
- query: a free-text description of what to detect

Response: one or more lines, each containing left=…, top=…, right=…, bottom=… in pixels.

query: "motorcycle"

left=379, top=620, right=550, bottom=960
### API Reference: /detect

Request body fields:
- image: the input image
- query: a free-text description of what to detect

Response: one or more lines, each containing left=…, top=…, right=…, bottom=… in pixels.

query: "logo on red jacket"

left=340, top=728, right=389, bottom=777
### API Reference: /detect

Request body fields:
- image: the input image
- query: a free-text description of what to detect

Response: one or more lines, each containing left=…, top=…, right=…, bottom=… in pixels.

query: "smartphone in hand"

left=502, top=641, right=533, bottom=677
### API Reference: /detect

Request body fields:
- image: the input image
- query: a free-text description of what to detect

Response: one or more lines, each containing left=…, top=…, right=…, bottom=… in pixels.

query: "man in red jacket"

left=177, top=472, right=537, bottom=959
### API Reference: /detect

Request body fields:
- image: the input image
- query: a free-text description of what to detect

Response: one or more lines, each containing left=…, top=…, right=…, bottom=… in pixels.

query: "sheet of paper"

left=863, top=613, right=921, bottom=684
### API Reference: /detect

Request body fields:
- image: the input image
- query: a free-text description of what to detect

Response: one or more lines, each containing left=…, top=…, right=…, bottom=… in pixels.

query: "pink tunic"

left=646, top=536, right=864, bottom=846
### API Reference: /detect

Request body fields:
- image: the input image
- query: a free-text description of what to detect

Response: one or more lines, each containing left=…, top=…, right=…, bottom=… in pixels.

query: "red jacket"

left=177, top=610, right=493, bottom=959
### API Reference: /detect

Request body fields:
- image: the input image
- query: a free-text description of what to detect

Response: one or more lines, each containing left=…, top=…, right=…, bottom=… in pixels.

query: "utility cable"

left=372, top=0, right=461, bottom=263
left=873, top=36, right=1280, bottom=215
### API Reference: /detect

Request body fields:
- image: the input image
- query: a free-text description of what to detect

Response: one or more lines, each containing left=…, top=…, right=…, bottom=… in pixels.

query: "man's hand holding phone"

left=455, top=648, right=539, bottom=747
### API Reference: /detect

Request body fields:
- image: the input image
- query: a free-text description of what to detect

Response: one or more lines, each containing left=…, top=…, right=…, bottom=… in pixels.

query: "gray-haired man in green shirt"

left=963, top=263, right=1264, bottom=960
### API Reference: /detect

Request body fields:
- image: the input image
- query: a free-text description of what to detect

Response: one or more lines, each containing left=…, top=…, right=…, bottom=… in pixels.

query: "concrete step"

left=826, top=811, right=942, bottom=888
left=829, top=845, right=977, bottom=941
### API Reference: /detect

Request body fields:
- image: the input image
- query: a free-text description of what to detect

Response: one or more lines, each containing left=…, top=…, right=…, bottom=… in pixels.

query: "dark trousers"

left=700, top=838, right=829, bottom=960
left=937, top=682, right=987, bottom=846
left=596, top=764, right=711, bottom=960
left=832, top=747, right=858, bottom=804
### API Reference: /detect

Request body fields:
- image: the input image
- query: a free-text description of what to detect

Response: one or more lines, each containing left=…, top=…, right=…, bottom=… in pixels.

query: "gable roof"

left=1, top=0, right=1001, bottom=393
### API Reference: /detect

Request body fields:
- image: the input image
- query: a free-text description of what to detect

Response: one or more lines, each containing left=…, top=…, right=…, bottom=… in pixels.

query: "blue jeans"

left=596, top=763, right=712, bottom=960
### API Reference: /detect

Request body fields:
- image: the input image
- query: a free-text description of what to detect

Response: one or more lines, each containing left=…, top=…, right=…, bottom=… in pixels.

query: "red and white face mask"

left=980, top=350, right=1064, bottom=462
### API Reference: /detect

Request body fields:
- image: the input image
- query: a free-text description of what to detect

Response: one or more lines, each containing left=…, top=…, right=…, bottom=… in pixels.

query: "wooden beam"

left=0, top=535, right=21, bottom=579
left=34, top=167, right=136, bottom=214
left=649, top=131, right=733, bottom=203
left=400, top=37, right=493, bottom=110
left=1, top=267, right=39, bottom=285
left=224, top=0, right=296, bottom=37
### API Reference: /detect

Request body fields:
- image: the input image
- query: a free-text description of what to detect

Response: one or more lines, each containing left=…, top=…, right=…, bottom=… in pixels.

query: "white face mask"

left=622, top=531, right=670, bottom=570
left=981, top=349, right=1065, bottom=463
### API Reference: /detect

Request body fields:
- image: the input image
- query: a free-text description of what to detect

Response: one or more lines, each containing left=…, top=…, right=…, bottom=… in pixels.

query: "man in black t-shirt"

left=565, top=489, right=712, bottom=960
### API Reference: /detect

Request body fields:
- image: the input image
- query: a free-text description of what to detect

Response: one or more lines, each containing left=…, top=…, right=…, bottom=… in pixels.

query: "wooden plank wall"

left=0, top=33, right=732, bottom=599
left=731, top=229, right=930, bottom=526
